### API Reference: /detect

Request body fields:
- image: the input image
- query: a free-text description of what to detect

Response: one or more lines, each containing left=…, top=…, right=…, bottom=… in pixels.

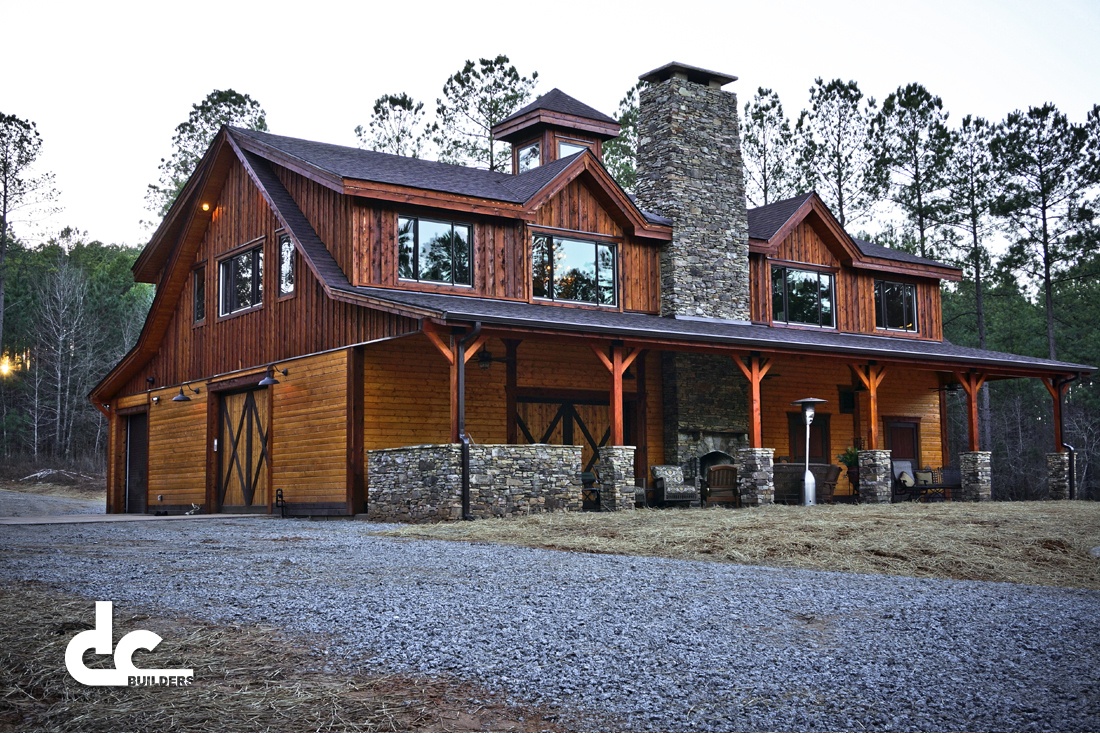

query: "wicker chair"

left=650, top=465, right=701, bottom=508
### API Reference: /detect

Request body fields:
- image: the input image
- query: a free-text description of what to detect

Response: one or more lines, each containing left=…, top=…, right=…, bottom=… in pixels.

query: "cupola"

left=491, top=88, right=620, bottom=175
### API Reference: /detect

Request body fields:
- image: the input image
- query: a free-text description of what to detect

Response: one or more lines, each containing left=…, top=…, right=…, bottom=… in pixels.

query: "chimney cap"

left=639, top=62, right=737, bottom=88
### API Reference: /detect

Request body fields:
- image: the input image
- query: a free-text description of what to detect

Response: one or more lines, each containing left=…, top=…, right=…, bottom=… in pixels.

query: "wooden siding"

left=271, top=350, right=348, bottom=505
left=275, top=166, right=354, bottom=281
left=116, top=159, right=419, bottom=398
left=147, top=386, right=207, bottom=507
left=750, top=220, right=944, bottom=340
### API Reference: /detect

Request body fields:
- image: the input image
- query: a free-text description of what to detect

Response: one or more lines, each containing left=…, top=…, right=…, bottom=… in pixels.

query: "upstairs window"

left=517, top=142, right=540, bottom=172
left=219, top=243, right=263, bottom=316
left=875, top=280, right=918, bottom=332
left=772, top=266, right=835, bottom=328
left=193, top=266, right=206, bottom=323
left=278, top=233, right=295, bottom=297
left=532, top=234, right=616, bottom=306
left=398, top=216, right=471, bottom=286
left=557, top=140, right=589, bottom=158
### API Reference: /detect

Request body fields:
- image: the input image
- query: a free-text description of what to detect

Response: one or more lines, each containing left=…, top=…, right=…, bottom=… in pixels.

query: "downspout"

left=457, top=322, right=482, bottom=521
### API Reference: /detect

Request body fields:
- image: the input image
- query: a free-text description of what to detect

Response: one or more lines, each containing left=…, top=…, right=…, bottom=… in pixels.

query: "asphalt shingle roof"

left=496, top=88, right=618, bottom=128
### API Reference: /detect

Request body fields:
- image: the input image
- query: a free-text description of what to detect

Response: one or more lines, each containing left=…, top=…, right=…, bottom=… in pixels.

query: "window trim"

left=192, top=264, right=206, bottom=326
left=874, top=279, right=919, bottom=333
left=516, top=140, right=541, bottom=172
left=556, top=137, right=591, bottom=160
left=397, top=215, right=473, bottom=287
left=217, top=237, right=265, bottom=318
left=531, top=231, right=618, bottom=307
left=771, top=264, right=836, bottom=329
left=277, top=231, right=296, bottom=301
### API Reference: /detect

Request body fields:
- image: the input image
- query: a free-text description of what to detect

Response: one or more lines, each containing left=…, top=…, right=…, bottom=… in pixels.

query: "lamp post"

left=791, top=398, right=827, bottom=506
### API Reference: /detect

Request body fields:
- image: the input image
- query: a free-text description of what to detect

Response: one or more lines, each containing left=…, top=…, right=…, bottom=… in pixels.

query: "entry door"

left=219, top=389, right=270, bottom=512
left=125, top=412, right=148, bottom=513
left=886, top=420, right=920, bottom=465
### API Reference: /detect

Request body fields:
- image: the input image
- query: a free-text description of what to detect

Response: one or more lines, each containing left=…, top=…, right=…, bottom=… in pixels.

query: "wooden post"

left=346, top=345, right=365, bottom=514
left=634, top=352, right=649, bottom=481
left=733, top=353, right=772, bottom=449
left=851, top=364, right=887, bottom=450
left=504, top=339, right=520, bottom=444
left=421, top=322, right=487, bottom=444
left=590, top=343, right=641, bottom=446
left=1041, top=377, right=1071, bottom=452
left=955, top=370, right=988, bottom=452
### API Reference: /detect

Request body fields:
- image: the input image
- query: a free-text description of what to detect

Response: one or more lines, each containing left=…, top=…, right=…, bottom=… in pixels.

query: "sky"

left=3, top=0, right=1099, bottom=249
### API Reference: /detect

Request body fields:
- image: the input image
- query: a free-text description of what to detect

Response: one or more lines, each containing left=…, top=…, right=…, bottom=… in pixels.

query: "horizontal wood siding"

left=116, top=158, right=418, bottom=398
left=147, top=387, right=208, bottom=507
left=271, top=350, right=348, bottom=505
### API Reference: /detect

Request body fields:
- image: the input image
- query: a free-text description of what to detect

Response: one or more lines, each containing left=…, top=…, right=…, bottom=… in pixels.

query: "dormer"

left=492, top=89, right=621, bottom=174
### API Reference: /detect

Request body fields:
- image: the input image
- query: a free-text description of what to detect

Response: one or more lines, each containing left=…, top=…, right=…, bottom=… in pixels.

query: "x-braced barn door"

left=219, top=389, right=270, bottom=512
left=515, top=399, right=610, bottom=472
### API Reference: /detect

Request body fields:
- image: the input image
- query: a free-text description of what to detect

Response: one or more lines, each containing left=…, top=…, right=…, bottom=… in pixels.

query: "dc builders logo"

left=65, top=601, right=194, bottom=687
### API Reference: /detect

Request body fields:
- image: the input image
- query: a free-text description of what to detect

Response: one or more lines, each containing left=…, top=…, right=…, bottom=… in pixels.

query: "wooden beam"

left=734, top=353, right=772, bottom=449
left=504, top=340, right=520, bottom=444
left=421, top=322, right=454, bottom=365
left=955, top=371, right=988, bottom=452
left=590, top=343, right=641, bottom=446
left=634, top=351, right=649, bottom=481
left=346, top=345, right=365, bottom=515
left=851, top=364, right=887, bottom=450
left=1041, top=377, right=1070, bottom=452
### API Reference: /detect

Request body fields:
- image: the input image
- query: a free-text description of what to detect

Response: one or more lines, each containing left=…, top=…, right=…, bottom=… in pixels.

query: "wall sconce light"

left=202, top=202, right=211, bottom=212
left=146, top=376, right=156, bottom=386
left=172, top=384, right=202, bottom=402
left=152, top=396, right=160, bottom=404
left=477, top=349, right=508, bottom=370
left=258, top=365, right=289, bottom=386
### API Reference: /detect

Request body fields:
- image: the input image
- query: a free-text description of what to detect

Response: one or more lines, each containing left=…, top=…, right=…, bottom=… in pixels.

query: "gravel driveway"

left=1, top=517, right=1096, bottom=732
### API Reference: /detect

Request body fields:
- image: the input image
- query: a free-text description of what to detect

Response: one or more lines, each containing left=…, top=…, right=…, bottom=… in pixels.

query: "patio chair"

left=892, top=460, right=916, bottom=502
left=705, top=464, right=740, bottom=507
left=650, top=465, right=701, bottom=508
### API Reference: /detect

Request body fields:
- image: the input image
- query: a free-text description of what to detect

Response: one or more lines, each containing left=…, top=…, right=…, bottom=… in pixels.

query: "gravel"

left=1, top=517, right=1097, bottom=732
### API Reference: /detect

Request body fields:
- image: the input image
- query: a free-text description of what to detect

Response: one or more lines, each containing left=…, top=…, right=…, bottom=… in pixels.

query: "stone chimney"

left=635, top=61, right=749, bottom=320
left=635, top=62, right=750, bottom=481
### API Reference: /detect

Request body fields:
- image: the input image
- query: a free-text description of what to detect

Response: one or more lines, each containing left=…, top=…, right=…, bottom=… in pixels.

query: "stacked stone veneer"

left=598, top=446, right=638, bottom=512
left=858, top=450, right=892, bottom=503
left=366, top=444, right=582, bottom=523
left=635, top=72, right=749, bottom=320
left=737, top=448, right=774, bottom=506
left=958, top=451, right=992, bottom=502
left=1046, top=452, right=1071, bottom=500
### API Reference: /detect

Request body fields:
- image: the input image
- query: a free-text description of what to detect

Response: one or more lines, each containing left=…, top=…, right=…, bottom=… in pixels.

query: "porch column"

left=851, top=363, right=886, bottom=449
left=1046, top=452, right=1072, bottom=500
left=958, top=451, right=992, bottom=501
left=504, top=339, right=520, bottom=444
left=598, top=446, right=637, bottom=511
left=857, top=449, right=892, bottom=503
left=422, top=323, right=488, bottom=443
left=591, top=342, right=641, bottom=446
left=733, top=353, right=771, bottom=449
left=737, top=447, right=774, bottom=506
left=955, top=370, right=988, bottom=452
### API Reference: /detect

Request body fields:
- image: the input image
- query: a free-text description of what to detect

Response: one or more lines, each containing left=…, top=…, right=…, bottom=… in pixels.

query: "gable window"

left=398, top=216, right=471, bottom=286
left=219, top=243, right=263, bottom=316
left=532, top=234, right=616, bottom=306
left=517, top=142, right=540, bottom=172
left=193, top=266, right=206, bottom=323
left=557, top=140, right=589, bottom=158
left=874, top=280, right=918, bottom=332
left=772, top=266, right=835, bottom=328
left=278, top=233, right=295, bottom=297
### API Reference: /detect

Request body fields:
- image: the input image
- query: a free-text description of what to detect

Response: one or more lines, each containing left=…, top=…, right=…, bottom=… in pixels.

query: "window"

left=557, top=140, right=589, bottom=158
left=278, top=233, right=295, bottom=297
left=193, top=266, right=206, bottom=323
left=517, top=142, right=540, bottom=172
left=397, top=216, right=471, bottom=286
left=772, top=266, right=835, bottom=327
left=532, top=234, right=616, bottom=306
left=874, top=280, right=918, bottom=332
left=219, top=244, right=263, bottom=316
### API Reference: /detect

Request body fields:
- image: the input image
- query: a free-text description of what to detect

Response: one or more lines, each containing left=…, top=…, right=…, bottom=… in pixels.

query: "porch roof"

left=339, top=285, right=1094, bottom=378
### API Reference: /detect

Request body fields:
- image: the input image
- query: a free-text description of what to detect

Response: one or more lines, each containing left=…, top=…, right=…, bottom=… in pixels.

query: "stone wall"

left=1046, top=452, right=1071, bottom=500
left=598, top=446, right=638, bottom=511
left=958, top=451, right=992, bottom=502
left=635, top=71, right=749, bottom=320
left=858, top=450, right=892, bottom=503
left=366, top=444, right=582, bottom=523
left=737, top=448, right=774, bottom=506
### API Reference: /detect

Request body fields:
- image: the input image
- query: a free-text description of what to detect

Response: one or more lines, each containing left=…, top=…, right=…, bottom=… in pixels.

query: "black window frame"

left=531, top=233, right=617, bottom=307
left=193, top=265, right=206, bottom=324
left=874, top=280, right=919, bottom=332
left=771, top=265, right=836, bottom=328
left=218, top=242, right=264, bottom=317
left=397, top=215, right=472, bottom=287
left=517, top=141, right=541, bottom=172
left=277, top=232, right=296, bottom=298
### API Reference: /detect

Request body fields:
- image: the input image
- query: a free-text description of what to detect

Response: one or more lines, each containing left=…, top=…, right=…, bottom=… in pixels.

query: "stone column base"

left=598, top=446, right=637, bottom=512
left=959, top=451, right=992, bottom=501
left=857, top=450, right=892, bottom=503
left=1046, top=452, right=1071, bottom=500
left=737, top=448, right=774, bottom=506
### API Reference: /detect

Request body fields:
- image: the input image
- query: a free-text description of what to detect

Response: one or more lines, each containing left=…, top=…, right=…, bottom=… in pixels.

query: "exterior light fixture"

left=790, top=397, right=827, bottom=506
left=152, top=396, right=160, bottom=404
left=476, top=349, right=507, bottom=370
left=258, top=365, right=288, bottom=386
left=202, top=202, right=211, bottom=212
left=172, top=384, right=201, bottom=402
left=146, top=376, right=156, bottom=385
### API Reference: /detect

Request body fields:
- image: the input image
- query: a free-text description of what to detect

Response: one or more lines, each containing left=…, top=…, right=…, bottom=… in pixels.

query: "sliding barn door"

left=515, top=398, right=610, bottom=472
left=219, top=389, right=270, bottom=512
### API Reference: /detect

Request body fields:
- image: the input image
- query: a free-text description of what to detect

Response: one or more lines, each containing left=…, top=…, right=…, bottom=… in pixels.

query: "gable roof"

left=496, top=88, right=618, bottom=128
left=492, top=88, right=621, bottom=143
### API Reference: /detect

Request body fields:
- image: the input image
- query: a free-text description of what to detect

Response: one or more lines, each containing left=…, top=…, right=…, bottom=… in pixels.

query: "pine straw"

left=0, top=584, right=563, bottom=733
left=380, top=502, right=1100, bottom=590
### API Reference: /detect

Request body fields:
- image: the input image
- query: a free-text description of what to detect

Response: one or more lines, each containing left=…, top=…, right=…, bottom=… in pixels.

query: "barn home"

left=91, top=62, right=1092, bottom=519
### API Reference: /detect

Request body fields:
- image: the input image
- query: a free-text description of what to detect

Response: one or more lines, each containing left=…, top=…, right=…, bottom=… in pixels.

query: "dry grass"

left=0, top=584, right=563, bottom=733
left=379, top=502, right=1100, bottom=590
left=0, top=477, right=105, bottom=502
